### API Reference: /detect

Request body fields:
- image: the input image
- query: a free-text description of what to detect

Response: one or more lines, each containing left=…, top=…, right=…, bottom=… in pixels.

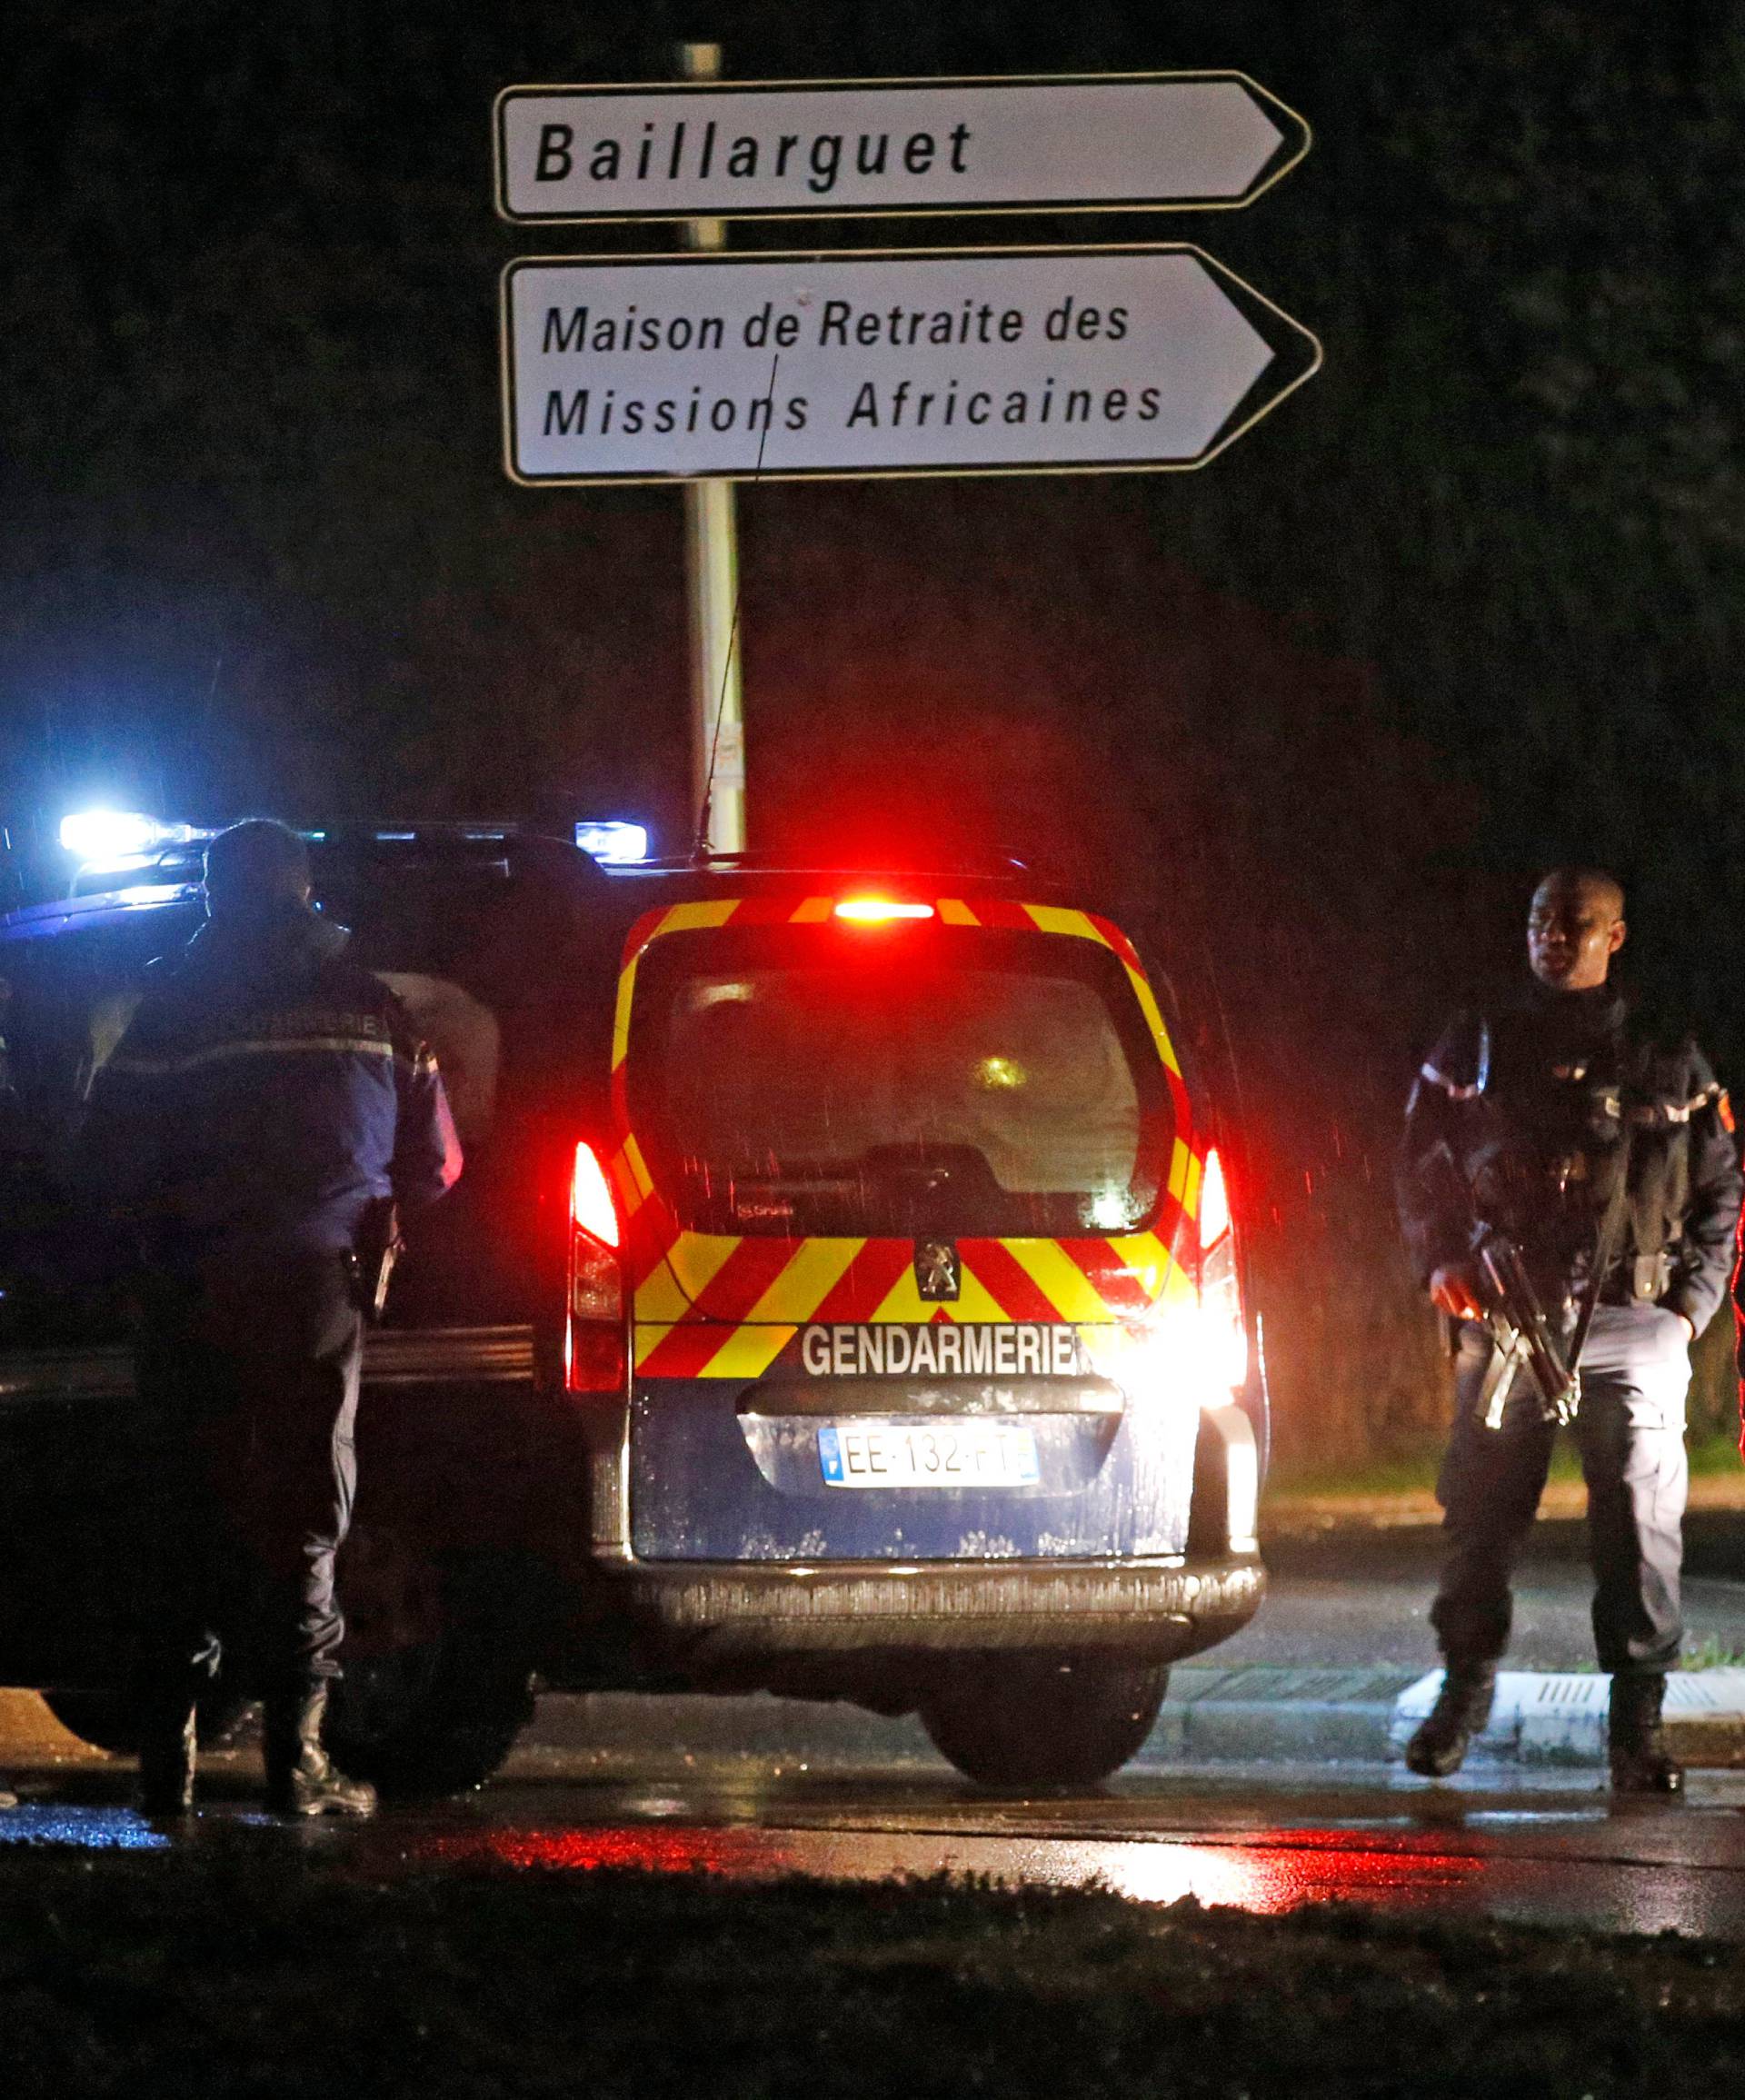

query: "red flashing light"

left=571, top=1140, right=620, bottom=1249
left=1199, top=1147, right=1231, bottom=1249
left=833, top=898, right=935, bottom=924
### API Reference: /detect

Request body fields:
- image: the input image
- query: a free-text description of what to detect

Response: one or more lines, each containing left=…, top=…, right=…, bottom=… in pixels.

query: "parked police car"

left=0, top=816, right=1266, bottom=1791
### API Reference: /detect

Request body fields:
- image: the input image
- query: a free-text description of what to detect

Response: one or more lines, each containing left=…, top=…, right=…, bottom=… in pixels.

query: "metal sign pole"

left=677, top=42, right=746, bottom=858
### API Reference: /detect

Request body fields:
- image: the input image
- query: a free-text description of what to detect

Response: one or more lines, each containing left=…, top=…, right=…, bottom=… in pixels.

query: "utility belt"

left=1597, top=1249, right=1676, bottom=1309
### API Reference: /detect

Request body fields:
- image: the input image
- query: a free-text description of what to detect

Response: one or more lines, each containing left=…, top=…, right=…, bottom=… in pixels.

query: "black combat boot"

left=264, top=1682, right=377, bottom=1818
left=1405, top=1661, right=1497, bottom=1777
left=1609, top=1672, right=1683, bottom=1796
left=137, top=1702, right=199, bottom=1816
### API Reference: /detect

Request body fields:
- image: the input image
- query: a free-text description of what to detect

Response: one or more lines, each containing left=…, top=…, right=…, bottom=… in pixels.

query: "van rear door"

left=613, top=895, right=1213, bottom=1561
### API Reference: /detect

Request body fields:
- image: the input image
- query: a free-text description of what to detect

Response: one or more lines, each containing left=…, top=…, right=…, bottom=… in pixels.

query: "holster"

left=1630, top=1250, right=1673, bottom=1303
left=349, top=1196, right=403, bottom=1322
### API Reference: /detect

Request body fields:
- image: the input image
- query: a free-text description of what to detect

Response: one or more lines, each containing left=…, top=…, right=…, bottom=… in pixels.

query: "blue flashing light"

left=59, top=810, right=206, bottom=863
left=60, top=811, right=157, bottom=861
left=574, top=820, right=649, bottom=865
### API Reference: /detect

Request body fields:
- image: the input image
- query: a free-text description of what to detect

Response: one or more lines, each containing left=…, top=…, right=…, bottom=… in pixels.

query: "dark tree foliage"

left=3, top=1, right=1740, bottom=1455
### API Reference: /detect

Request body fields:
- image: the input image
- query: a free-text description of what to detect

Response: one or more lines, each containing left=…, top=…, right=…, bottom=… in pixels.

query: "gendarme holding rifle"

left=1397, top=868, right=1742, bottom=1792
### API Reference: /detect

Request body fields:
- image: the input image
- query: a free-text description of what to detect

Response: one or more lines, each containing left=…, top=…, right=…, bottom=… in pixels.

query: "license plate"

left=817, top=1419, right=1040, bottom=1488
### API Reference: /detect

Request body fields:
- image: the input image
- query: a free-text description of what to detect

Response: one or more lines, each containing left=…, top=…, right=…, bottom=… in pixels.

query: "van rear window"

left=624, top=924, right=1172, bottom=1238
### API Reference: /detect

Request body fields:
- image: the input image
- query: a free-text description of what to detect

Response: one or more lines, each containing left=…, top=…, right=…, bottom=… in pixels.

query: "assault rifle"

left=1418, top=1141, right=1580, bottom=1428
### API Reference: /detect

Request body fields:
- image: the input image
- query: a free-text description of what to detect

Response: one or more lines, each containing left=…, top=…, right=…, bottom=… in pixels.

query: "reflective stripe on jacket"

left=84, top=905, right=462, bottom=1263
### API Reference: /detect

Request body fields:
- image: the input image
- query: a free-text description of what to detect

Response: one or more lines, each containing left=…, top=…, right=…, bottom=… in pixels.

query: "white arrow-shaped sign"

left=500, top=245, right=1321, bottom=485
left=495, top=73, right=1310, bottom=223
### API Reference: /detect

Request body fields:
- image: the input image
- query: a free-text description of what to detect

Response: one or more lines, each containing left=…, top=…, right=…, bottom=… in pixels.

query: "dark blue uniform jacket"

left=84, top=904, right=463, bottom=1267
left=1397, top=984, right=1742, bottom=1335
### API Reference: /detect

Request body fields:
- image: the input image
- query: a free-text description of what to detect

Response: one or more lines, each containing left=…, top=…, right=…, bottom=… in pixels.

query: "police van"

left=0, top=816, right=1266, bottom=1791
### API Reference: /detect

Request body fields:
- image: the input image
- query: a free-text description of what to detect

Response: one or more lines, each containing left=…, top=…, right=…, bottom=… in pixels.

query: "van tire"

left=39, top=1685, right=253, bottom=1757
left=918, top=1653, right=1169, bottom=1791
left=324, top=1533, right=536, bottom=1798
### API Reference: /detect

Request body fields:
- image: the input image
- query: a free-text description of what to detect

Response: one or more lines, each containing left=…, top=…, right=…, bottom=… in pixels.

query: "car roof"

left=1, top=829, right=1135, bottom=967
left=597, top=856, right=1108, bottom=920
left=0, top=881, right=204, bottom=945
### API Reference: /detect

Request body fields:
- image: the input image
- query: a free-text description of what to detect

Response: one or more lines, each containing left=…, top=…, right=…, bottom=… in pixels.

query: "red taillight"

left=566, top=1140, right=624, bottom=1395
left=571, top=1140, right=620, bottom=1249
left=1199, top=1147, right=1231, bottom=1249
left=1193, top=1145, right=1246, bottom=1394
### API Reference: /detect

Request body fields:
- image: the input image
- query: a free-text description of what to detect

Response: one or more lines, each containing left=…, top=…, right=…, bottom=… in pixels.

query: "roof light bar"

left=59, top=811, right=207, bottom=863
left=833, top=898, right=936, bottom=924
left=574, top=821, right=649, bottom=865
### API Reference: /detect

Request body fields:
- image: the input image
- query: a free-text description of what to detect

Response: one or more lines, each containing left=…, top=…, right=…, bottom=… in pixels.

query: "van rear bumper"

left=601, top=1553, right=1264, bottom=1667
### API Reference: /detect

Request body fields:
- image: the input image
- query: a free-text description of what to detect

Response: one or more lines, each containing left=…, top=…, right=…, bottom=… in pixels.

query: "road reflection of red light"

left=1101, top=1841, right=1481, bottom=1912
left=408, top=1823, right=1482, bottom=1921
left=416, top=1825, right=804, bottom=1878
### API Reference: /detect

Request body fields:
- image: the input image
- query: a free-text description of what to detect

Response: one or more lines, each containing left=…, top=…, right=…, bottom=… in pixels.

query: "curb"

left=10, top=1672, right=1745, bottom=1781
left=1389, top=1667, right=1745, bottom=1771
left=1157, top=1666, right=1421, bottom=1765
left=515, top=1669, right=1745, bottom=1776
left=514, top=1673, right=1430, bottom=1773
left=1159, top=1665, right=1745, bottom=1769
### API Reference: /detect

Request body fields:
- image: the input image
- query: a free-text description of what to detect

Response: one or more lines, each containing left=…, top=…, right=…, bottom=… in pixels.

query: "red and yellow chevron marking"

left=628, top=1227, right=1196, bottom=1380
left=609, top=891, right=1205, bottom=1379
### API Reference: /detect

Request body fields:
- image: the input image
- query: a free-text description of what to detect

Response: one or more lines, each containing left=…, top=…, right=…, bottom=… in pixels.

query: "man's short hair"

left=203, top=819, right=311, bottom=915
left=1535, top=866, right=1626, bottom=920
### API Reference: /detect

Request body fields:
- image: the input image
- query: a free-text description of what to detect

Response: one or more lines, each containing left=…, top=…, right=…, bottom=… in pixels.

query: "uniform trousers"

left=1431, top=1302, right=1691, bottom=1677
left=135, top=1251, right=363, bottom=1703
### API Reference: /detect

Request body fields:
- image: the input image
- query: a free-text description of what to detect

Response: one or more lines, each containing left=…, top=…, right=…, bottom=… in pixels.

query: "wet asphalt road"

left=1223, top=1507, right=1745, bottom=1670
left=9, top=1697, right=1745, bottom=1944
left=7, top=1516, right=1745, bottom=1937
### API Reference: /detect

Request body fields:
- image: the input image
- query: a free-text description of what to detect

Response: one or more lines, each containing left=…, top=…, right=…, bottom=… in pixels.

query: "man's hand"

left=1672, top=1310, right=1695, bottom=1343
left=1430, top=1263, right=1486, bottom=1321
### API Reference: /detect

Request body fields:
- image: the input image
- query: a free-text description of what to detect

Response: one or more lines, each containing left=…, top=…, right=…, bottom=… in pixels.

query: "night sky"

left=4, top=1, right=1740, bottom=1453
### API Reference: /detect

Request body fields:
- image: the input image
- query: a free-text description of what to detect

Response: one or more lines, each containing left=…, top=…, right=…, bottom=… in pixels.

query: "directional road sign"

left=495, top=73, right=1310, bottom=224
left=500, top=245, right=1321, bottom=485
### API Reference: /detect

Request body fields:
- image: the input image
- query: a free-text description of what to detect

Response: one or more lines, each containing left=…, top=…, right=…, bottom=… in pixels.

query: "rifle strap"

left=1567, top=1125, right=1636, bottom=1378
left=1477, top=1327, right=1528, bottom=1430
